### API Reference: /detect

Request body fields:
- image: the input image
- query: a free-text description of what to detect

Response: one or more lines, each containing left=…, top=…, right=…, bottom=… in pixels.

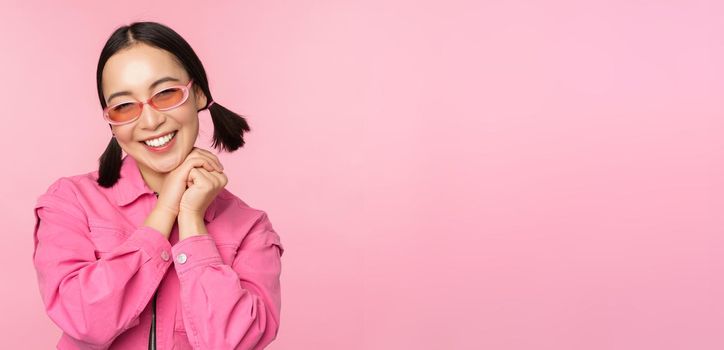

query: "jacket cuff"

left=124, top=226, right=174, bottom=271
left=171, top=235, right=223, bottom=275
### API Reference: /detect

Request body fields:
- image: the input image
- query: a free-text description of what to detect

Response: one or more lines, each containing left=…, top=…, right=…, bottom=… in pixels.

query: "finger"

left=187, top=153, right=222, bottom=173
left=208, top=170, right=228, bottom=187
left=186, top=167, right=197, bottom=188
left=207, top=169, right=223, bottom=187
left=183, top=157, right=216, bottom=175
left=187, top=168, right=209, bottom=188
left=193, top=167, right=216, bottom=188
left=198, top=150, right=224, bottom=173
left=181, top=152, right=220, bottom=171
left=191, top=148, right=224, bottom=172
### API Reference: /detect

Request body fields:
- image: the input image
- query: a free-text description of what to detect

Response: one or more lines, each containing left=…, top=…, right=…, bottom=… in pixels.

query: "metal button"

left=176, top=253, right=188, bottom=264
left=160, top=251, right=169, bottom=261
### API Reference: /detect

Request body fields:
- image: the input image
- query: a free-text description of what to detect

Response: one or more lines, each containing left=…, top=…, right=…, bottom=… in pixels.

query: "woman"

left=31, top=21, right=285, bottom=350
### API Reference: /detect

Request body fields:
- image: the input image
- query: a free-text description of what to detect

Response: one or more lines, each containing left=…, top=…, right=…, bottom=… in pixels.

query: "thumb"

left=186, top=168, right=200, bottom=188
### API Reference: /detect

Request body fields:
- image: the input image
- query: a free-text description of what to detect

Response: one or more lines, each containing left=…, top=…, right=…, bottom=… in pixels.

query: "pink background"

left=2, top=1, right=723, bottom=349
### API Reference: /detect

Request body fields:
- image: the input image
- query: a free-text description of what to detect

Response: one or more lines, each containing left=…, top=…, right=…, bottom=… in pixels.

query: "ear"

left=192, top=84, right=208, bottom=110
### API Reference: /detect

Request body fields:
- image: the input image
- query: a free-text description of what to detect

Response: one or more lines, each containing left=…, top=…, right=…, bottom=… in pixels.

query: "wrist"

left=154, top=204, right=179, bottom=218
left=178, top=211, right=207, bottom=237
left=143, top=208, right=177, bottom=238
left=178, top=210, right=204, bottom=223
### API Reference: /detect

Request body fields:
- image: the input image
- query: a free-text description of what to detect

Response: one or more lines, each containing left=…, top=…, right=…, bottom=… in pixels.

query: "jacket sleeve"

left=32, top=178, right=173, bottom=349
left=171, top=211, right=285, bottom=350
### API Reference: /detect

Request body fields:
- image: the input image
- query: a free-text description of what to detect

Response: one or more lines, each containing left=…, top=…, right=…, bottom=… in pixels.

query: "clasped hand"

left=155, top=147, right=228, bottom=222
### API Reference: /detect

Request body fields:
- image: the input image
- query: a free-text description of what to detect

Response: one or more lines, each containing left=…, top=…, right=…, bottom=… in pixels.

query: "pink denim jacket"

left=32, top=155, right=285, bottom=349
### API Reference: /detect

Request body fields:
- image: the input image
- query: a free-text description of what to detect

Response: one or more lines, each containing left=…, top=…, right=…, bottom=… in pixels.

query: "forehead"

left=102, top=44, right=187, bottom=98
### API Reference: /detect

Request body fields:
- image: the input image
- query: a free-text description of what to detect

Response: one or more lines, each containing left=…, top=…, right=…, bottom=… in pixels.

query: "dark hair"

left=96, top=21, right=251, bottom=188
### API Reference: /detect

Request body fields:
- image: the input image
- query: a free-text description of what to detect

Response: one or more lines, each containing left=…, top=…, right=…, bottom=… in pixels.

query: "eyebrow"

left=106, top=76, right=181, bottom=104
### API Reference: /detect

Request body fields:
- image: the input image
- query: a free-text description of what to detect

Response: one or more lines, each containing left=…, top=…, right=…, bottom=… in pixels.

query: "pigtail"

left=207, top=102, right=251, bottom=152
left=97, top=135, right=123, bottom=188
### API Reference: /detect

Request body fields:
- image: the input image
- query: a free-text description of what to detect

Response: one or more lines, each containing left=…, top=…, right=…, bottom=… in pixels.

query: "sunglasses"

left=103, top=79, right=194, bottom=125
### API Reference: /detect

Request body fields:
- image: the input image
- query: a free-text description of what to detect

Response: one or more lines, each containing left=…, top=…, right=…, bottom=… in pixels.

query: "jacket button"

left=161, top=251, right=169, bottom=261
left=176, top=253, right=188, bottom=264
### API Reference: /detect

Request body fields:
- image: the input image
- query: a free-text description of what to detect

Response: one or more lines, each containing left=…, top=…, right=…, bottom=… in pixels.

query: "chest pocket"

left=87, top=223, right=132, bottom=259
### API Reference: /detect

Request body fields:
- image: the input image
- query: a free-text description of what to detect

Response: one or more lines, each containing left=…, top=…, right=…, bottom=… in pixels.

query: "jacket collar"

left=113, top=154, right=216, bottom=223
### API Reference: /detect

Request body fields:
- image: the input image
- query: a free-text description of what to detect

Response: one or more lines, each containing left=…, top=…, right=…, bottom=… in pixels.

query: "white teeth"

left=144, top=131, right=176, bottom=147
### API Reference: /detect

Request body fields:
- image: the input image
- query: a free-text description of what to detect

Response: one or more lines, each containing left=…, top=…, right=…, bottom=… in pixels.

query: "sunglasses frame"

left=103, top=79, right=195, bottom=126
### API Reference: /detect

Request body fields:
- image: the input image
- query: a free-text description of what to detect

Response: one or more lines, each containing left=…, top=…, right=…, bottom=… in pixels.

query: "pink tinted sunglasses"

left=103, top=79, right=208, bottom=126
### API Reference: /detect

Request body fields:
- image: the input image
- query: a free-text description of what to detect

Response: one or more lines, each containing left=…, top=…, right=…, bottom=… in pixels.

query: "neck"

left=137, top=162, right=167, bottom=194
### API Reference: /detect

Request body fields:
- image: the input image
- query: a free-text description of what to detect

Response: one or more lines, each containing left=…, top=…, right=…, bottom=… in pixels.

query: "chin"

left=136, top=150, right=183, bottom=173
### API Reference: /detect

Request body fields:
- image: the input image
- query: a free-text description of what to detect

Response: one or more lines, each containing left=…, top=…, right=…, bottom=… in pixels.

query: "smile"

left=142, top=131, right=177, bottom=147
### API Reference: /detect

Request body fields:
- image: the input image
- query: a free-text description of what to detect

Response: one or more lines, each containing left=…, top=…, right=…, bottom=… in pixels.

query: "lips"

left=141, top=130, right=178, bottom=152
left=140, top=130, right=176, bottom=142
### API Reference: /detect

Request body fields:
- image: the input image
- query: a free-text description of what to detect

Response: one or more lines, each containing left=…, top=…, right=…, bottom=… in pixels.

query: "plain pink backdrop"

left=2, top=1, right=724, bottom=349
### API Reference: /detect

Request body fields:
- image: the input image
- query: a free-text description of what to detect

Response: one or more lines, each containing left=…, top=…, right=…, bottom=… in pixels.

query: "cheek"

left=175, top=107, right=198, bottom=125
left=173, top=112, right=199, bottom=133
left=112, top=127, right=139, bottom=147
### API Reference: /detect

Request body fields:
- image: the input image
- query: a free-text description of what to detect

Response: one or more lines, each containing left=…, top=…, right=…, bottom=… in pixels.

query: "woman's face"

left=101, top=43, right=207, bottom=174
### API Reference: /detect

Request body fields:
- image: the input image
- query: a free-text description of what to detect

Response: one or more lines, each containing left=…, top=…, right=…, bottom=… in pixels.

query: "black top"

left=149, top=191, right=159, bottom=350
left=148, top=292, right=157, bottom=349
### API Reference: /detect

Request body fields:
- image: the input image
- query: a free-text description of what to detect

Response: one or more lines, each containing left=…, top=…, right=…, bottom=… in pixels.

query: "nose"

left=137, top=102, right=166, bottom=130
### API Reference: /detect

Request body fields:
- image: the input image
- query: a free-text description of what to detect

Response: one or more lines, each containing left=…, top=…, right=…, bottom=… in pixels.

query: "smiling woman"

left=96, top=25, right=250, bottom=188
left=31, top=21, right=285, bottom=350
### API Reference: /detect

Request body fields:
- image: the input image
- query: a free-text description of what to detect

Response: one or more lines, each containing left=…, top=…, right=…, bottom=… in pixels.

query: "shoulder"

left=38, top=165, right=104, bottom=191
left=213, top=188, right=276, bottom=227
left=211, top=188, right=282, bottom=247
left=39, top=167, right=111, bottom=197
left=34, top=169, right=111, bottom=217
